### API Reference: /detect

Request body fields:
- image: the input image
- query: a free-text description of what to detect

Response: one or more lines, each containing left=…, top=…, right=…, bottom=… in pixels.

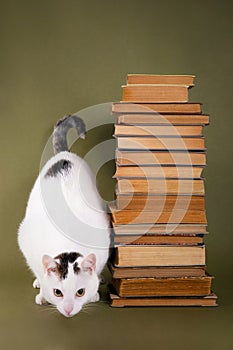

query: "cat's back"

left=18, top=150, right=110, bottom=277
left=25, top=151, right=105, bottom=218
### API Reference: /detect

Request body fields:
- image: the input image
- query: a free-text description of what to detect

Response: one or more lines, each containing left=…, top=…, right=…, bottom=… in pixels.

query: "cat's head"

left=41, top=252, right=99, bottom=317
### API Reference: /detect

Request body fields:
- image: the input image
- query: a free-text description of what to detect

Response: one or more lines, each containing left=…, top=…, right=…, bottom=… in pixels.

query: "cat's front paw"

left=35, top=293, right=48, bottom=305
left=35, top=293, right=43, bottom=305
left=33, top=279, right=40, bottom=289
left=90, top=292, right=100, bottom=303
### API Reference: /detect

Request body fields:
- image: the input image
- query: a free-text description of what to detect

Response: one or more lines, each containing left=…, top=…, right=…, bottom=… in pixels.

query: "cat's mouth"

left=59, top=305, right=81, bottom=318
left=59, top=309, right=75, bottom=318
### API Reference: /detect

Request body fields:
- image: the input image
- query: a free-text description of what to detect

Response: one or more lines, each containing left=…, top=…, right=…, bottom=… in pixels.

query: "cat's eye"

left=76, top=288, right=85, bottom=297
left=53, top=289, right=63, bottom=297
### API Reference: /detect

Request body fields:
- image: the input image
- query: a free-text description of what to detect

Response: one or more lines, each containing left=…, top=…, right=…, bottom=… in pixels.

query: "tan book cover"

left=115, top=150, right=206, bottom=166
left=116, top=194, right=205, bottom=211
left=114, top=124, right=203, bottom=137
left=113, top=234, right=204, bottom=246
left=117, top=136, right=205, bottom=151
left=113, top=245, right=206, bottom=267
left=112, top=223, right=207, bottom=235
left=122, top=84, right=189, bottom=103
left=117, top=178, right=205, bottom=195
left=114, top=166, right=204, bottom=179
left=109, top=287, right=217, bottom=307
left=127, top=74, right=195, bottom=86
left=112, top=102, right=202, bottom=114
left=117, top=114, right=209, bottom=125
left=108, top=263, right=206, bottom=279
left=110, top=206, right=207, bottom=225
left=112, top=276, right=212, bottom=297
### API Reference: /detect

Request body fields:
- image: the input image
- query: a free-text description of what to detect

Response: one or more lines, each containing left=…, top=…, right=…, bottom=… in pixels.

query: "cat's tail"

left=53, top=114, right=86, bottom=154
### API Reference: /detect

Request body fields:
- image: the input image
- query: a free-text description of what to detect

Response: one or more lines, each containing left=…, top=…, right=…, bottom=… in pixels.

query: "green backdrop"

left=1, top=1, right=232, bottom=349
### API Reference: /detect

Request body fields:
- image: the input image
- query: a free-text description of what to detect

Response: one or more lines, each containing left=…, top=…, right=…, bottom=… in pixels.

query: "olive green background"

left=1, top=0, right=233, bottom=349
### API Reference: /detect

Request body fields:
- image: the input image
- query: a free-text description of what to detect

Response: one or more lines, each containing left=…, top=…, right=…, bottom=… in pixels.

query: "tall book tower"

left=108, top=74, right=217, bottom=307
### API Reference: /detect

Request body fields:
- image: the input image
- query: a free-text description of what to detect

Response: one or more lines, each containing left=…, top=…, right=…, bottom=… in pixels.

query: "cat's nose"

left=64, top=305, right=73, bottom=315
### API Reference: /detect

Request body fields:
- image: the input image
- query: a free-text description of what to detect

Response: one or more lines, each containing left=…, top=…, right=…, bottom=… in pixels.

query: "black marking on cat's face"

left=54, top=252, right=83, bottom=279
left=45, top=160, right=73, bottom=178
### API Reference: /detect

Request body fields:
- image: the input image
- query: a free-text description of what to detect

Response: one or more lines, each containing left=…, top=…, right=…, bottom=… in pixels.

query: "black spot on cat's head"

left=54, top=252, right=83, bottom=279
left=73, top=262, right=80, bottom=274
left=45, top=159, right=73, bottom=178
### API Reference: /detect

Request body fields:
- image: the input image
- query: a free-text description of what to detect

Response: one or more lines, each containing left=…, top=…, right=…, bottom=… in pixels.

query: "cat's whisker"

left=39, top=305, right=57, bottom=314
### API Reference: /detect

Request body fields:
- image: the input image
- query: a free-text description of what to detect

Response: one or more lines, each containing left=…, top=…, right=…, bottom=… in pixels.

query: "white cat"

left=18, top=115, right=110, bottom=317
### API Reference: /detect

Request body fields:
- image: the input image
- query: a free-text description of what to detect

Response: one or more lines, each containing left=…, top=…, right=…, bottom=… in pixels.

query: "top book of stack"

left=122, top=74, right=195, bottom=103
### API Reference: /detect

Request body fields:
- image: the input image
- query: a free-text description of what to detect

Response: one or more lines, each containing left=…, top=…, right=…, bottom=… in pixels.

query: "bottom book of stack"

left=109, top=285, right=217, bottom=307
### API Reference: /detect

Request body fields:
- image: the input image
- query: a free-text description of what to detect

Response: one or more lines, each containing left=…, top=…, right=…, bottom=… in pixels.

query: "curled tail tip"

left=55, top=114, right=86, bottom=132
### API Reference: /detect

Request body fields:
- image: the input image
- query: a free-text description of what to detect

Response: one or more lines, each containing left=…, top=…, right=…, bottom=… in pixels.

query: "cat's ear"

left=42, top=255, right=58, bottom=275
left=81, top=254, right=96, bottom=275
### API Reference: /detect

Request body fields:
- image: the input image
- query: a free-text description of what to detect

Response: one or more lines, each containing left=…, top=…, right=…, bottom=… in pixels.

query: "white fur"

left=18, top=151, right=110, bottom=317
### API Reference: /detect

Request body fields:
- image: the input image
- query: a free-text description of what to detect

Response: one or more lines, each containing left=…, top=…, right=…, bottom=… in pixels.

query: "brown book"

left=114, top=166, right=204, bottom=179
left=117, top=137, right=205, bottom=151
left=122, top=84, right=190, bottom=103
left=109, top=288, right=217, bottom=307
left=114, top=124, right=203, bottom=137
left=112, top=276, right=212, bottom=297
left=110, top=207, right=207, bottom=225
left=112, top=224, right=207, bottom=235
left=113, top=234, right=204, bottom=246
left=112, top=102, right=202, bottom=114
left=116, top=150, right=206, bottom=166
left=116, top=194, right=205, bottom=211
left=127, top=74, right=195, bottom=86
left=117, top=179, right=205, bottom=195
left=108, top=263, right=206, bottom=278
left=113, top=245, right=205, bottom=267
left=117, top=114, right=209, bottom=125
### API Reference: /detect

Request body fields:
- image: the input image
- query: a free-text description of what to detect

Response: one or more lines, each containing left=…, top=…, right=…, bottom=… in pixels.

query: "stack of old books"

left=108, top=74, right=217, bottom=307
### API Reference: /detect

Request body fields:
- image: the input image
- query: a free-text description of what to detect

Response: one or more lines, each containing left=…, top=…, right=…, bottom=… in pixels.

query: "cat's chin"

left=63, top=312, right=75, bottom=318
